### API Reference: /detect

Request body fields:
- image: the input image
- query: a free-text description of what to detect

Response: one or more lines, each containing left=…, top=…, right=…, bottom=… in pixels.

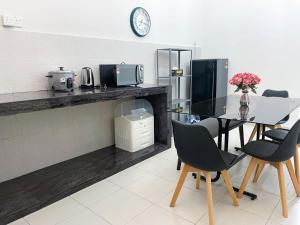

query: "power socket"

left=2, top=15, right=23, bottom=28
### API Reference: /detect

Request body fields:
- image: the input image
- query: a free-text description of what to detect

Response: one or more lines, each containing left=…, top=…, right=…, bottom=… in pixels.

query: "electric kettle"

left=80, top=67, right=95, bottom=88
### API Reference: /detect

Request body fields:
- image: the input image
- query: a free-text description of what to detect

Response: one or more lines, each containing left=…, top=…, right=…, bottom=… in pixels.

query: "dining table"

left=172, top=94, right=300, bottom=200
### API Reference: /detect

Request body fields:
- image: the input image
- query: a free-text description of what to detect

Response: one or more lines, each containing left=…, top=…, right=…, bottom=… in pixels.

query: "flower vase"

left=239, top=105, right=249, bottom=120
left=240, top=90, right=250, bottom=106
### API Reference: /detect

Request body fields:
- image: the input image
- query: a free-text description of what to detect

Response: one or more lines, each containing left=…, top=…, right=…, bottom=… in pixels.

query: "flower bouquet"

left=229, top=72, right=261, bottom=106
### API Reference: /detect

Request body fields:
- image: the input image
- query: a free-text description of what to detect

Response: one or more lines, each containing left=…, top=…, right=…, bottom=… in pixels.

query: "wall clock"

left=130, top=7, right=151, bottom=37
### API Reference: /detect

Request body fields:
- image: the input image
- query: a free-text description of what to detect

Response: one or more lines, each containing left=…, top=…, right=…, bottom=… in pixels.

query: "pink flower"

left=229, top=72, right=261, bottom=94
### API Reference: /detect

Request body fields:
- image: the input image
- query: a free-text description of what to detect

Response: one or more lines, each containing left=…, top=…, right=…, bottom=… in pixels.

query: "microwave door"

left=118, top=64, right=136, bottom=86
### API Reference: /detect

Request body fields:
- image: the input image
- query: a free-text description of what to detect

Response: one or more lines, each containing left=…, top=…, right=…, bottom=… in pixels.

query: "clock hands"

left=138, top=19, right=149, bottom=27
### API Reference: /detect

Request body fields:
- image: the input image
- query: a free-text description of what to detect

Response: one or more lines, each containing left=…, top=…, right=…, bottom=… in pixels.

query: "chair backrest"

left=262, top=89, right=289, bottom=122
left=172, top=119, right=229, bottom=171
left=270, top=119, right=300, bottom=162
left=262, top=89, right=289, bottom=98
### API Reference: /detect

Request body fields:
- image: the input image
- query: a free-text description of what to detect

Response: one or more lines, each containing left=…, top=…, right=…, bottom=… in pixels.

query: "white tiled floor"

left=8, top=125, right=300, bottom=225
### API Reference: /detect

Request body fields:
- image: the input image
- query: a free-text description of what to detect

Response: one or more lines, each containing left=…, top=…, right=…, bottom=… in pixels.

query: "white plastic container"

left=114, top=99, right=154, bottom=152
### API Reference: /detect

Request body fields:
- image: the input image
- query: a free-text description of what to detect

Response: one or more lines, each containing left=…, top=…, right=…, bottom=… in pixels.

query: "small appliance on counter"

left=80, top=67, right=95, bottom=89
left=46, top=67, right=75, bottom=92
left=99, top=63, right=144, bottom=87
left=114, top=99, right=154, bottom=152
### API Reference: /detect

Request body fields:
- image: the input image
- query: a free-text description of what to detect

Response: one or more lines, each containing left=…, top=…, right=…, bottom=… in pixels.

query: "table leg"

left=224, top=119, right=257, bottom=201
left=217, top=119, right=223, bottom=150
left=239, top=125, right=245, bottom=148
left=224, top=120, right=231, bottom=152
left=262, top=124, right=266, bottom=140
left=256, top=124, right=261, bottom=140
left=177, top=159, right=181, bottom=170
left=233, top=187, right=257, bottom=200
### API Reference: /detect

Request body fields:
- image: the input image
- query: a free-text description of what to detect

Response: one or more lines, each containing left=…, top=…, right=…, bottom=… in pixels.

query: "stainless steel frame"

left=156, top=48, right=193, bottom=114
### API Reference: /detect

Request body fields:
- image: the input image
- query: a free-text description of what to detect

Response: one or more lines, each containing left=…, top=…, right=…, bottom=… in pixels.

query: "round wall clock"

left=130, top=7, right=151, bottom=37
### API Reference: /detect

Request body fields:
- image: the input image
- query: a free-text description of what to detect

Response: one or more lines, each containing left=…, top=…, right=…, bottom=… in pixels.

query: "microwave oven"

left=99, top=64, right=144, bottom=87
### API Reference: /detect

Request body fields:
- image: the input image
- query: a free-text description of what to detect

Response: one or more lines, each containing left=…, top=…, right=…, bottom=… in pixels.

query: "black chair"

left=170, top=120, right=244, bottom=225
left=248, top=89, right=289, bottom=142
left=259, top=127, right=300, bottom=182
left=176, top=117, right=245, bottom=170
left=238, top=119, right=300, bottom=218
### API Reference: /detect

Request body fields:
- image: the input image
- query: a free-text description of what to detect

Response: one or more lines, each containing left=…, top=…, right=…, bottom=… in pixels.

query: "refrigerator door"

left=216, top=59, right=228, bottom=98
left=192, top=60, right=217, bottom=104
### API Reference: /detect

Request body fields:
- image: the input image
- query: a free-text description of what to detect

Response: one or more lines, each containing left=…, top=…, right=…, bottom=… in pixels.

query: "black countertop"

left=0, top=84, right=170, bottom=116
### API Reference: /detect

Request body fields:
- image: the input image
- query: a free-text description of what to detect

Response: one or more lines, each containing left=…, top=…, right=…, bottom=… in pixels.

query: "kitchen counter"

left=0, top=84, right=172, bottom=224
left=0, top=84, right=170, bottom=116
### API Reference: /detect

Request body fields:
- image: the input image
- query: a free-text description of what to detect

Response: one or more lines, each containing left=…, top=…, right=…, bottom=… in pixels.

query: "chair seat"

left=263, top=128, right=289, bottom=142
left=185, top=150, right=244, bottom=171
left=197, top=118, right=243, bottom=138
left=220, top=151, right=237, bottom=165
left=241, top=140, right=280, bottom=161
left=278, top=119, right=288, bottom=125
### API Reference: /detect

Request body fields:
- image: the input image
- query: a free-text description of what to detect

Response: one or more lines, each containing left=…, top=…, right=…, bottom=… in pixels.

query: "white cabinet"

left=114, top=99, right=154, bottom=152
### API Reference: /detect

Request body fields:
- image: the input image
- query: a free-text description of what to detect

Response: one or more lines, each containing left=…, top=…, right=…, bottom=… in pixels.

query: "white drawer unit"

left=114, top=99, right=154, bottom=152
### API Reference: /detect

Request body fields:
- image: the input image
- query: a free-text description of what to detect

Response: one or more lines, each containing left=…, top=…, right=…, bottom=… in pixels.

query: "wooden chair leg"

left=205, top=172, right=215, bottom=225
left=170, top=164, right=190, bottom=207
left=253, top=162, right=266, bottom=183
left=238, top=158, right=257, bottom=198
left=286, top=159, right=300, bottom=197
left=196, top=170, right=201, bottom=189
left=221, top=170, right=238, bottom=206
left=277, top=162, right=288, bottom=218
left=266, top=125, right=276, bottom=130
left=248, top=125, right=257, bottom=143
left=294, top=146, right=300, bottom=182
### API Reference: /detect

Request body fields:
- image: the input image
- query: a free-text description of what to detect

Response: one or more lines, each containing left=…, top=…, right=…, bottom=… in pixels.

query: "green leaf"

left=234, top=87, right=241, bottom=92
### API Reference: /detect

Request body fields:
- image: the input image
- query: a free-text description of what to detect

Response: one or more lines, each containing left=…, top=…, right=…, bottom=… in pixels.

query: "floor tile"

left=233, top=168, right=291, bottom=197
left=136, top=154, right=199, bottom=186
left=57, top=209, right=110, bottom=225
left=7, top=219, right=29, bottom=225
left=89, top=189, right=151, bottom=225
left=286, top=182, right=300, bottom=202
left=107, top=166, right=149, bottom=188
left=157, top=186, right=212, bottom=223
left=219, top=188, right=279, bottom=219
left=266, top=221, right=282, bottom=225
left=126, top=172, right=175, bottom=202
left=156, top=147, right=178, bottom=162
left=127, top=205, right=193, bottom=225
left=24, top=197, right=85, bottom=225
left=71, top=180, right=120, bottom=206
left=196, top=201, right=267, bottom=225
left=139, top=159, right=183, bottom=183
left=269, top=200, right=300, bottom=225
left=136, top=156, right=174, bottom=174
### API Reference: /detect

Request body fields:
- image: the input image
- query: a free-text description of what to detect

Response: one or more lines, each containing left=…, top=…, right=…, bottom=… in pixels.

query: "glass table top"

left=171, top=94, right=300, bottom=125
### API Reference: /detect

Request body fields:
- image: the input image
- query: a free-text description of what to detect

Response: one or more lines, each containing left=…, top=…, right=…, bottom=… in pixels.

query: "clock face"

left=130, top=7, right=151, bottom=37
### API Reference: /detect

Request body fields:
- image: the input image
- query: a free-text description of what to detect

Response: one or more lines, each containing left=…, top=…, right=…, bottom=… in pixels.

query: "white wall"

left=201, top=0, right=300, bottom=98
left=0, top=0, right=203, bottom=182
left=0, top=0, right=203, bottom=46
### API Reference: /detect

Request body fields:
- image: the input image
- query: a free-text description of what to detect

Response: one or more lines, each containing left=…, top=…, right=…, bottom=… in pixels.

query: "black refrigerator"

left=192, top=59, right=228, bottom=105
